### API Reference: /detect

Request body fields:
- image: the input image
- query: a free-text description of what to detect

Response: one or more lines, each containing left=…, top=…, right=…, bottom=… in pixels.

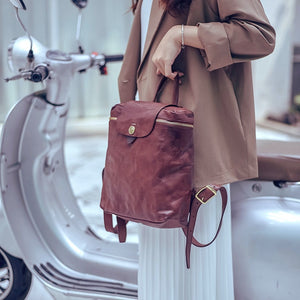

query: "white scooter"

left=0, top=1, right=300, bottom=299
left=0, top=1, right=137, bottom=300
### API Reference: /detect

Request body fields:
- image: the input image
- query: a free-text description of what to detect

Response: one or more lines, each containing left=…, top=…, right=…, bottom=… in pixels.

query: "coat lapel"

left=118, top=0, right=142, bottom=102
left=139, top=0, right=166, bottom=71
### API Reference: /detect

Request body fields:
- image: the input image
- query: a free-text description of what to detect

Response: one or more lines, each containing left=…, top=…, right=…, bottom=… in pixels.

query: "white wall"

left=253, top=0, right=298, bottom=121
left=1, top=0, right=298, bottom=122
left=294, top=1, right=300, bottom=45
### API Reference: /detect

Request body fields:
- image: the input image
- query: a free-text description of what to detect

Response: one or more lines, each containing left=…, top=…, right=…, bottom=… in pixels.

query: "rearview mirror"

left=9, top=0, right=26, bottom=10
left=71, top=0, right=88, bottom=53
left=71, top=0, right=88, bottom=9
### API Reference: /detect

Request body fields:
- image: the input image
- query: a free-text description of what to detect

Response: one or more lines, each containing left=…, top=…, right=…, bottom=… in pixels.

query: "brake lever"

left=4, top=71, right=33, bottom=82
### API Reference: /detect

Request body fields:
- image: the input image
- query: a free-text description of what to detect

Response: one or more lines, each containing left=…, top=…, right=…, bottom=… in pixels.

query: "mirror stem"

left=15, top=7, right=34, bottom=62
left=76, top=9, right=84, bottom=54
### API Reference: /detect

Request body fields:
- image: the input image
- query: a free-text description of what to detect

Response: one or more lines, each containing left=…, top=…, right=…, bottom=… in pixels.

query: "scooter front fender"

left=0, top=196, right=22, bottom=257
left=0, top=93, right=39, bottom=259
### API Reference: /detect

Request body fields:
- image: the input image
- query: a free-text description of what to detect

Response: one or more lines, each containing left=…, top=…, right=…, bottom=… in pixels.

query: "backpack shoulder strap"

left=183, top=185, right=228, bottom=268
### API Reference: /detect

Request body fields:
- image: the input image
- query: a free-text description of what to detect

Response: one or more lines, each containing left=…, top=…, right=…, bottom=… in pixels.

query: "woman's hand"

left=152, top=25, right=203, bottom=80
left=152, top=25, right=183, bottom=80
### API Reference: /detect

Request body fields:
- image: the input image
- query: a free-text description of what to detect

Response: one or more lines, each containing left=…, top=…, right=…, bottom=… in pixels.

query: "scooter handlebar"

left=92, top=53, right=123, bottom=66
left=92, top=53, right=123, bottom=75
left=104, top=54, right=123, bottom=63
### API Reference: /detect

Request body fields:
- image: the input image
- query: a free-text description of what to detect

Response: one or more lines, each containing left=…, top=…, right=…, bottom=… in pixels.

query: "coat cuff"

left=197, top=22, right=233, bottom=71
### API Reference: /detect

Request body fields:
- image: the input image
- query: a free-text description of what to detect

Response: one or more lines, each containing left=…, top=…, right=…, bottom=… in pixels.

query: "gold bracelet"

left=181, top=24, right=185, bottom=50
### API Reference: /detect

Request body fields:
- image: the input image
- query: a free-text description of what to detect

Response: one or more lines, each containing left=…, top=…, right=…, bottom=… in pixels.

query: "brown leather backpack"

left=100, top=78, right=227, bottom=268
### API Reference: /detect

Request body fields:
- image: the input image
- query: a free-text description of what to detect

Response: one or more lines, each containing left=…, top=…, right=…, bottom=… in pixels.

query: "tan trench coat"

left=118, top=0, right=275, bottom=188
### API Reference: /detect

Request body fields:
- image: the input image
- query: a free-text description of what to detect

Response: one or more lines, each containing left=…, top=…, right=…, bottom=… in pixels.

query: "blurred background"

left=252, top=0, right=300, bottom=130
left=0, top=0, right=299, bottom=132
left=0, top=0, right=132, bottom=121
left=0, top=2, right=299, bottom=298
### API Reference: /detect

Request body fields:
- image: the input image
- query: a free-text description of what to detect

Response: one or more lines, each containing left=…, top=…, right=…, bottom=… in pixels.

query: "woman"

left=118, top=0, right=275, bottom=299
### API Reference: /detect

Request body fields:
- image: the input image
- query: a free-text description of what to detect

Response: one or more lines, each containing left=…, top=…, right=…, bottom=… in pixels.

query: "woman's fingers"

left=156, top=67, right=184, bottom=80
left=151, top=26, right=183, bottom=80
left=164, top=63, right=178, bottom=80
left=153, top=56, right=178, bottom=79
left=153, top=57, right=181, bottom=80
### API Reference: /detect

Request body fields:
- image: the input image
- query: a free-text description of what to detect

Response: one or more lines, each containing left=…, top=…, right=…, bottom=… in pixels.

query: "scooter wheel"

left=0, top=248, right=32, bottom=300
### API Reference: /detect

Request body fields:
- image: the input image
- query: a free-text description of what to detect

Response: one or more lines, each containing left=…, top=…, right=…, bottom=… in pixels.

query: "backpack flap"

left=111, top=100, right=175, bottom=138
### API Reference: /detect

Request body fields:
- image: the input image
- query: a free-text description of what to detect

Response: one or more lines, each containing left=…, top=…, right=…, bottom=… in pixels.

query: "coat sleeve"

left=197, top=0, right=276, bottom=71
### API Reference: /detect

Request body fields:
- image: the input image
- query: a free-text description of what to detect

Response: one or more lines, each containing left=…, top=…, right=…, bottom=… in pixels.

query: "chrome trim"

left=34, top=263, right=138, bottom=299
left=156, top=118, right=193, bottom=128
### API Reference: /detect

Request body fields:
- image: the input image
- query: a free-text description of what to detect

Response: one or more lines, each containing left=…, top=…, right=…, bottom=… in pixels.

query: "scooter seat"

left=256, top=140, right=300, bottom=182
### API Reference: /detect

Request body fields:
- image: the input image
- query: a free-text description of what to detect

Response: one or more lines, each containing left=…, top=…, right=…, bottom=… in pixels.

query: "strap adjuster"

left=195, top=185, right=217, bottom=204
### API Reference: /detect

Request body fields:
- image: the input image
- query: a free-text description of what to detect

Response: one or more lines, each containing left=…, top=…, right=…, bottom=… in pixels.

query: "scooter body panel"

left=0, top=93, right=138, bottom=298
left=231, top=180, right=300, bottom=300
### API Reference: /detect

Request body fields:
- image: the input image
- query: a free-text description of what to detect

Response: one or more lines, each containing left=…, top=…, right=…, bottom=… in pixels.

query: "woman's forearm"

left=152, top=25, right=204, bottom=79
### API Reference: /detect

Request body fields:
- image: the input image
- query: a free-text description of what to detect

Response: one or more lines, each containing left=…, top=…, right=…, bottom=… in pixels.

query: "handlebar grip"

left=105, top=55, right=123, bottom=63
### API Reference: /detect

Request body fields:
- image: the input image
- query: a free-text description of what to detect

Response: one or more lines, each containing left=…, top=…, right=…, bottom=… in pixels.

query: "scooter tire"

left=0, top=247, right=32, bottom=300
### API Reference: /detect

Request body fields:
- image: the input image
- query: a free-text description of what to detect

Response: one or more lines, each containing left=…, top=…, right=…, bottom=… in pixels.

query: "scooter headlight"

left=7, top=36, right=48, bottom=73
left=7, top=38, right=18, bottom=73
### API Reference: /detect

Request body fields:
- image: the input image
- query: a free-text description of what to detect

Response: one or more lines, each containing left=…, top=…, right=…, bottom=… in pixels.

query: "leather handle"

left=153, top=76, right=180, bottom=105
left=183, top=186, right=228, bottom=269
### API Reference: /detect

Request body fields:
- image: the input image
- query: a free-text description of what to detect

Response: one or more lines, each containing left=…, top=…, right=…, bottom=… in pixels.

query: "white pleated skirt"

left=138, top=184, right=234, bottom=300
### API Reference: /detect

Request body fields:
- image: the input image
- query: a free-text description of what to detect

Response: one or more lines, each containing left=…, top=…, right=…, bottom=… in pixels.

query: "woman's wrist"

left=172, top=25, right=204, bottom=50
left=165, top=25, right=183, bottom=49
left=181, top=24, right=185, bottom=49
